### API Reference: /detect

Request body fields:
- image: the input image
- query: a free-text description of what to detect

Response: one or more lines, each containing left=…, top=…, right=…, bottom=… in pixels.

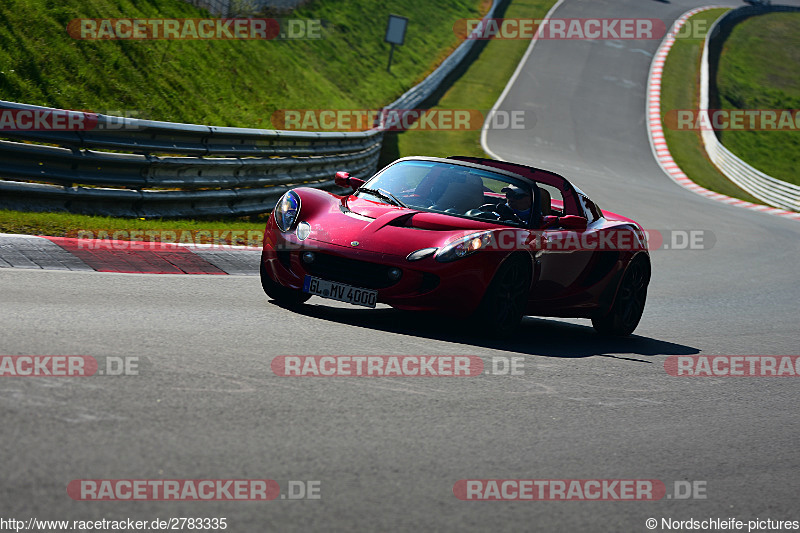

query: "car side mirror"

left=558, top=215, right=588, bottom=230
left=334, top=171, right=365, bottom=191
left=540, top=215, right=560, bottom=229
left=334, top=171, right=351, bottom=188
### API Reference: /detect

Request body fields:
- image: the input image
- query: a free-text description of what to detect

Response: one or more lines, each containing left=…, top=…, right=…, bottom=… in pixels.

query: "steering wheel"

left=478, top=202, right=521, bottom=223
left=465, top=208, right=501, bottom=220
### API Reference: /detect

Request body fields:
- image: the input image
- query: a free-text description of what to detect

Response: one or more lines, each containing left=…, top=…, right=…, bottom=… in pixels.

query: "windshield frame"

left=355, top=157, right=542, bottom=228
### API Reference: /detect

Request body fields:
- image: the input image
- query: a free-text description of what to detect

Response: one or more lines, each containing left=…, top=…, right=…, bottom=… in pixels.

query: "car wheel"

left=260, top=257, right=311, bottom=306
left=592, top=257, right=649, bottom=336
left=475, top=256, right=530, bottom=337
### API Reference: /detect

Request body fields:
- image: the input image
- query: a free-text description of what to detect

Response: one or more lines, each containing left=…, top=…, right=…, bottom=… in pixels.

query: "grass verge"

left=0, top=0, right=485, bottom=127
left=0, top=209, right=266, bottom=244
left=661, top=8, right=759, bottom=204
left=716, top=12, right=800, bottom=185
left=0, top=0, right=487, bottom=238
left=1, top=0, right=555, bottom=239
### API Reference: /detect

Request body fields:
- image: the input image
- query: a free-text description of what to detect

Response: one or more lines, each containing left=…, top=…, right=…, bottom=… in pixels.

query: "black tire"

left=475, top=256, right=530, bottom=337
left=260, top=258, right=311, bottom=306
left=592, top=257, right=650, bottom=336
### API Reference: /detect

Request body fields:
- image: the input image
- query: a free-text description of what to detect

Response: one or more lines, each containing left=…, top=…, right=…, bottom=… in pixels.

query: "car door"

left=528, top=185, right=598, bottom=307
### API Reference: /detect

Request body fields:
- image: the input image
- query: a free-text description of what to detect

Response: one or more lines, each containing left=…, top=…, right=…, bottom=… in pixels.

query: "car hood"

left=305, top=196, right=504, bottom=257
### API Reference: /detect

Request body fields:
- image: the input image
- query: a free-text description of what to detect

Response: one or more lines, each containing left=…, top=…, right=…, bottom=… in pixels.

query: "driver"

left=500, top=185, right=533, bottom=224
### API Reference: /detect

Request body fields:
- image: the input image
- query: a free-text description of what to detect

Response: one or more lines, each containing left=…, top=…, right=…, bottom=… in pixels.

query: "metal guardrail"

left=0, top=0, right=501, bottom=218
left=0, top=107, right=383, bottom=217
left=700, top=5, right=800, bottom=212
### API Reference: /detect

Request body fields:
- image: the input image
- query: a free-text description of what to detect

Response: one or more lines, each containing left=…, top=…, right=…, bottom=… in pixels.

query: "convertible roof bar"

left=446, top=156, right=581, bottom=215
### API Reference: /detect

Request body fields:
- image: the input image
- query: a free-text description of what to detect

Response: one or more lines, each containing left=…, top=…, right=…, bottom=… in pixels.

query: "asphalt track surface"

left=2, top=1, right=799, bottom=531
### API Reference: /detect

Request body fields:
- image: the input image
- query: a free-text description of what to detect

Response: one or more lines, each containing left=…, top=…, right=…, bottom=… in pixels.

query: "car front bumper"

left=262, top=225, right=499, bottom=316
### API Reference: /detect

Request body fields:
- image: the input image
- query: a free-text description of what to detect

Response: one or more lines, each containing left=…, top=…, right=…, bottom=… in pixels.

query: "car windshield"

left=355, top=160, right=535, bottom=226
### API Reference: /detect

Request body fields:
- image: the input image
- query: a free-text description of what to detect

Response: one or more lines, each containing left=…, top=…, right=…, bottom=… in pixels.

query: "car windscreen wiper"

left=356, top=187, right=407, bottom=208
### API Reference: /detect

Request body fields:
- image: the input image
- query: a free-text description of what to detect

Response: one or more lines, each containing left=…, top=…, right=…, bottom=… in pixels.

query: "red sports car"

left=260, top=156, right=650, bottom=336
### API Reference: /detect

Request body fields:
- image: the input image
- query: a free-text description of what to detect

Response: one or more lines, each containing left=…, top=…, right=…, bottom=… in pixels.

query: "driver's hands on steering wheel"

left=479, top=202, right=524, bottom=224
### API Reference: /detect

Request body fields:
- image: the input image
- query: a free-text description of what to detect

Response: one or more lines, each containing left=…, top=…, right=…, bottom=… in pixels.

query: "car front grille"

left=303, top=253, right=400, bottom=289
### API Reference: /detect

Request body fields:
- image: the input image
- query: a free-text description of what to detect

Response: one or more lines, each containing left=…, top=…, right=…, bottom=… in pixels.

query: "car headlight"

left=274, top=191, right=301, bottom=232
left=435, top=232, right=493, bottom=263
left=406, top=248, right=437, bottom=261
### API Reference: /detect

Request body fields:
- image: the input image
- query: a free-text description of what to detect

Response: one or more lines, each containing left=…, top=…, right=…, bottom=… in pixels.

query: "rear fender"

left=595, top=252, right=650, bottom=317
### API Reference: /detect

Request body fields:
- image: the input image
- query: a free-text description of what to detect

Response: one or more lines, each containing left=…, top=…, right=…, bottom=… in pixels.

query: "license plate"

left=302, top=276, right=377, bottom=308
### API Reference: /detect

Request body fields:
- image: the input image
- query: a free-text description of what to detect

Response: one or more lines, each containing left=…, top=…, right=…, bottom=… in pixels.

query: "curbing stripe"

left=0, top=233, right=261, bottom=275
left=646, top=6, right=800, bottom=221
left=43, top=237, right=228, bottom=275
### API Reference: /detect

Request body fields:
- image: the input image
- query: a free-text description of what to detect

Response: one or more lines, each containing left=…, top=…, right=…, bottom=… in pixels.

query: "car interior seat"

left=538, top=186, right=552, bottom=217
left=432, top=172, right=485, bottom=213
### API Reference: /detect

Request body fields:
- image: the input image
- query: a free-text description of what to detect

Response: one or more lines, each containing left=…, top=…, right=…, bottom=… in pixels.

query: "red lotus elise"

left=260, top=156, right=651, bottom=336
